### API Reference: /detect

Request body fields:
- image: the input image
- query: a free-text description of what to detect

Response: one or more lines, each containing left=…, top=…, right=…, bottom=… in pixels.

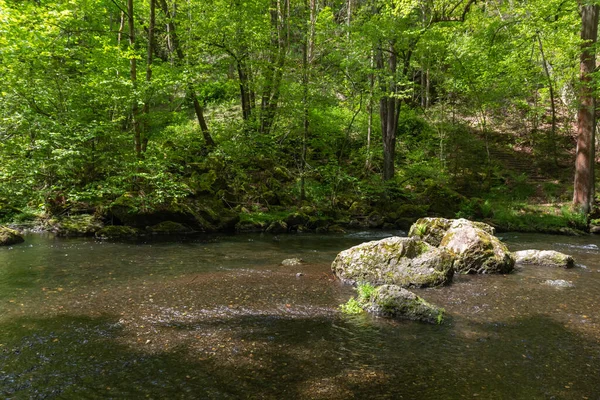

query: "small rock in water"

left=544, top=279, right=574, bottom=288
left=296, top=272, right=304, bottom=277
left=281, top=258, right=304, bottom=267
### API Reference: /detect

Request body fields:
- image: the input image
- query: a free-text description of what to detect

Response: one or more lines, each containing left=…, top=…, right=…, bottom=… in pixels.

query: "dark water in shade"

left=0, top=231, right=599, bottom=399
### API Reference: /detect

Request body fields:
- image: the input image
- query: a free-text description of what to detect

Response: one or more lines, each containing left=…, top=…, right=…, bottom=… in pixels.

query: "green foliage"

left=340, top=283, right=376, bottom=315
left=339, top=298, right=364, bottom=315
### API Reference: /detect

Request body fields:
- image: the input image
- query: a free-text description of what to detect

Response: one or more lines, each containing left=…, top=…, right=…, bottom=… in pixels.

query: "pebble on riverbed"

left=543, top=279, right=575, bottom=288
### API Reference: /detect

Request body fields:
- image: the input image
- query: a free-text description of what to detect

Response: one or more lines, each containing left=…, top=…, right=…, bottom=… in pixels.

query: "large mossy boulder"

left=409, top=218, right=513, bottom=274
left=439, top=219, right=514, bottom=274
left=410, top=217, right=495, bottom=247
left=0, top=226, right=24, bottom=246
left=366, top=285, right=445, bottom=324
left=513, top=250, right=574, bottom=268
left=331, top=237, right=454, bottom=288
left=49, top=215, right=104, bottom=237
left=106, top=196, right=238, bottom=233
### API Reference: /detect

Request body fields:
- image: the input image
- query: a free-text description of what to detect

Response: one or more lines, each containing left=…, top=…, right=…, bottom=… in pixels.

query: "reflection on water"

left=0, top=232, right=599, bottom=398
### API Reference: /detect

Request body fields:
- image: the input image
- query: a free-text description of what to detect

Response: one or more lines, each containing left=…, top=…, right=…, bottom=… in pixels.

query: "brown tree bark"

left=573, top=3, right=599, bottom=214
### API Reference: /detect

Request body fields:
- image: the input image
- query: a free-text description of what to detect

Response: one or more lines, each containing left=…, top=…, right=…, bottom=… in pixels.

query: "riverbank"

left=3, top=198, right=597, bottom=241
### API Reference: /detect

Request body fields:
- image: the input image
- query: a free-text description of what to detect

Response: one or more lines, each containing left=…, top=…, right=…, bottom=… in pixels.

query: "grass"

left=340, top=283, right=376, bottom=315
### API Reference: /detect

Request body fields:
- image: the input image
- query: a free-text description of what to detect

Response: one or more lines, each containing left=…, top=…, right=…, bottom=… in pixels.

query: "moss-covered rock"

left=266, top=220, right=288, bottom=234
left=409, top=217, right=495, bottom=247
left=236, top=220, right=267, bottom=233
left=367, top=213, right=385, bottom=229
left=439, top=221, right=514, bottom=274
left=328, top=224, right=347, bottom=234
left=366, top=285, right=445, bottom=324
left=106, top=196, right=238, bottom=233
left=513, top=250, right=574, bottom=268
left=281, top=258, right=304, bottom=267
left=285, top=213, right=310, bottom=229
left=0, top=226, right=24, bottom=246
left=409, top=217, right=452, bottom=247
left=49, top=215, right=104, bottom=237
left=95, top=225, right=140, bottom=240
left=331, top=237, right=454, bottom=288
left=147, top=221, right=193, bottom=234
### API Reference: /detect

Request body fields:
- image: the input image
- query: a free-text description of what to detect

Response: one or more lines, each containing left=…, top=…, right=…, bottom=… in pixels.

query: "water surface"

left=1, top=231, right=599, bottom=399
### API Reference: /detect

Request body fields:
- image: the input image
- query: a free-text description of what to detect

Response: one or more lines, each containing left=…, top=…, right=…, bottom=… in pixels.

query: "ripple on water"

left=0, top=233, right=599, bottom=399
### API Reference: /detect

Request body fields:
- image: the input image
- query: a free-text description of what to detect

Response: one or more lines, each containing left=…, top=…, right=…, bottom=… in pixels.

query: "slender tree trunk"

left=378, top=42, right=399, bottom=181
left=574, top=3, right=599, bottom=213
left=537, top=34, right=557, bottom=165
left=237, top=60, right=252, bottom=121
left=366, top=50, right=374, bottom=170
left=158, top=0, right=215, bottom=147
left=259, top=0, right=288, bottom=135
left=141, top=0, right=155, bottom=153
left=128, top=0, right=142, bottom=158
left=300, top=0, right=315, bottom=201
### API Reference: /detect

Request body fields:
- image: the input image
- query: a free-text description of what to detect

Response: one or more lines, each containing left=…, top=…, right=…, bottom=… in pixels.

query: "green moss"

left=95, top=225, right=139, bottom=239
left=147, top=221, right=193, bottom=234
left=0, top=226, right=24, bottom=246
left=339, top=298, right=364, bottom=315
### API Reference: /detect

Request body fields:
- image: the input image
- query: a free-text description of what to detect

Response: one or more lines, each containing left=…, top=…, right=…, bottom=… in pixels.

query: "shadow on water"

left=1, top=311, right=599, bottom=399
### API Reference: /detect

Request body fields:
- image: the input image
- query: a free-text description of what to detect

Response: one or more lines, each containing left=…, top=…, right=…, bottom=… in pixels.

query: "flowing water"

left=0, top=231, right=599, bottom=399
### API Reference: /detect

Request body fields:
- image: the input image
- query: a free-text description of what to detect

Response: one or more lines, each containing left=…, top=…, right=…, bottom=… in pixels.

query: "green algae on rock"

left=0, top=226, right=24, bottom=246
left=409, top=218, right=513, bottom=274
left=513, top=250, right=574, bottom=268
left=439, top=221, right=514, bottom=274
left=341, top=283, right=445, bottom=324
left=331, top=237, right=454, bottom=288
left=366, top=285, right=445, bottom=324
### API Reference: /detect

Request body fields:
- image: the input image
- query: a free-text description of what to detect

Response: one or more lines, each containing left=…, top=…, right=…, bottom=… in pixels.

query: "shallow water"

left=0, top=231, right=599, bottom=399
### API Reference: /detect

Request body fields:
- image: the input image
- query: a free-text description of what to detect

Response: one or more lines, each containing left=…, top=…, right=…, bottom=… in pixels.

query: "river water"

left=0, top=231, right=599, bottom=399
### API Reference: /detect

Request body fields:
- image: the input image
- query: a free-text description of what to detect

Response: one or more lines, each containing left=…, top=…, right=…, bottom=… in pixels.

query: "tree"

left=573, top=1, right=599, bottom=214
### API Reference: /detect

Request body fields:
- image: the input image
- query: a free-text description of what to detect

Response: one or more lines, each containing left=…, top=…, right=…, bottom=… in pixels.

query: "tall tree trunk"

left=158, top=0, right=215, bottom=147
left=259, top=0, right=288, bottom=134
left=237, top=59, right=252, bottom=121
left=141, top=0, right=155, bottom=153
left=300, top=0, right=315, bottom=201
left=574, top=3, right=599, bottom=213
left=537, top=34, right=557, bottom=166
left=377, top=42, right=400, bottom=181
left=128, top=0, right=142, bottom=158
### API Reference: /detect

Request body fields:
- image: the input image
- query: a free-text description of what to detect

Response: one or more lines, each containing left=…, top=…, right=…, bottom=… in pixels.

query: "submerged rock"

left=365, top=285, right=445, bottom=324
left=95, top=225, right=139, bottom=240
left=331, top=237, right=454, bottom=288
left=514, top=250, right=574, bottom=269
left=544, top=279, right=575, bottom=288
left=0, top=226, right=24, bottom=246
left=281, top=258, right=304, bottom=267
left=439, top=219, right=514, bottom=274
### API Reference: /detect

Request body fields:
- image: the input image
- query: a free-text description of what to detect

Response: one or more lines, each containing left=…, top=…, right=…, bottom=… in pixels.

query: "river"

left=1, top=231, right=599, bottom=399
